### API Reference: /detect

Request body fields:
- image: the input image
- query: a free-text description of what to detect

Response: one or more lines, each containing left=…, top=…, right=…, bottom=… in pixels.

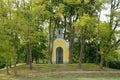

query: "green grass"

left=0, top=63, right=120, bottom=80
left=19, top=78, right=120, bottom=80
left=19, top=78, right=78, bottom=80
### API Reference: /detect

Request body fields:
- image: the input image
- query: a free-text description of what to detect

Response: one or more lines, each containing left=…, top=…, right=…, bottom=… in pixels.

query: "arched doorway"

left=56, top=47, right=63, bottom=64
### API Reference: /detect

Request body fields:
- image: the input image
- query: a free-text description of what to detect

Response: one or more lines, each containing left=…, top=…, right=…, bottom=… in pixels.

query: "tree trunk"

left=13, top=33, right=17, bottom=77
left=9, top=60, right=12, bottom=68
left=100, top=55, right=104, bottom=69
left=50, top=21, right=56, bottom=64
left=6, top=63, right=10, bottom=75
left=26, top=43, right=30, bottom=65
left=26, top=39, right=32, bottom=70
left=48, top=17, right=52, bottom=64
left=96, top=51, right=99, bottom=64
left=14, top=56, right=17, bottom=77
left=28, top=40, right=32, bottom=70
left=8, top=0, right=17, bottom=76
left=105, top=61, right=109, bottom=68
left=64, top=16, right=66, bottom=39
left=69, top=34, right=72, bottom=63
left=96, top=11, right=101, bottom=64
left=26, top=24, right=33, bottom=70
left=78, top=30, right=85, bottom=69
left=69, top=16, right=74, bottom=64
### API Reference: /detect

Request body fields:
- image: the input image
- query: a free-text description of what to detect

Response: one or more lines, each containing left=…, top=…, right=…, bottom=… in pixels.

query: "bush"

left=0, top=63, right=5, bottom=69
left=108, top=61, right=120, bottom=69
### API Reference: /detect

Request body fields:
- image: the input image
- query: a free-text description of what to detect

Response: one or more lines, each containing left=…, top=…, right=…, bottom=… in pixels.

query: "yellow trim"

left=52, top=38, right=69, bottom=63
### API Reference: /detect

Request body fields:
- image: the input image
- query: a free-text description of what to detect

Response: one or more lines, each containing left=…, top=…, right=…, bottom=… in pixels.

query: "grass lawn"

left=19, top=78, right=120, bottom=80
left=0, top=63, right=120, bottom=80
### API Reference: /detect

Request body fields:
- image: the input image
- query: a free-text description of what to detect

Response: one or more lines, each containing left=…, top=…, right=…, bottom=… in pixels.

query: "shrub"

left=108, top=61, right=120, bottom=69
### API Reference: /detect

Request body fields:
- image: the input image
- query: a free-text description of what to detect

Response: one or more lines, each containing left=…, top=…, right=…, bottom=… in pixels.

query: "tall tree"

left=0, top=0, right=15, bottom=75
left=74, top=0, right=103, bottom=68
left=99, top=0, right=120, bottom=69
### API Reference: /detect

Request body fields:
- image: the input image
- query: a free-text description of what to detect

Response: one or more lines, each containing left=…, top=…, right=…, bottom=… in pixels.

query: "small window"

left=59, top=30, right=60, bottom=35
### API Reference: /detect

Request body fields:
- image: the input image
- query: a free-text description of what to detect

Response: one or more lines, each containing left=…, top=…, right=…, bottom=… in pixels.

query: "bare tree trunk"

left=50, top=21, right=56, bottom=64
left=26, top=0, right=33, bottom=70
left=64, top=16, right=66, bottom=39
left=27, top=23, right=32, bottom=70
left=9, top=59, right=12, bottom=68
left=14, top=56, right=17, bottom=77
left=96, top=11, right=101, bottom=64
left=28, top=40, right=32, bottom=70
left=100, top=55, right=104, bottom=69
left=69, top=16, right=74, bottom=64
left=96, top=41, right=99, bottom=64
left=78, top=30, right=85, bottom=69
left=26, top=43, right=30, bottom=65
left=26, top=33, right=32, bottom=70
left=105, top=61, right=109, bottom=68
left=96, top=51, right=99, bottom=64
left=13, top=33, right=17, bottom=77
left=6, top=63, right=10, bottom=75
left=69, top=32, right=72, bottom=63
left=78, top=0, right=85, bottom=68
left=48, top=17, right=52, bottom=64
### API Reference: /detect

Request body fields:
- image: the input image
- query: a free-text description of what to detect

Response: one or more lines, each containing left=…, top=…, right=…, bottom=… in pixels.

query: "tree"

left=99, top=0, right=120, bottom=69
left=74, top=13, right=96, bottom=68
left=73, top=0, right=102, bottom=68
left=0, top=0, right=12, bottom=75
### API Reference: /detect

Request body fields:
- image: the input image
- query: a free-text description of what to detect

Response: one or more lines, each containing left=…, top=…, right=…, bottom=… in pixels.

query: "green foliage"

left=99, top=22, right=110, bottom=42
left=63, top=0, right=80, bottom=6
left=73, top=42, right=79, bottom=63
left=84, top=42, right=98, bottom=63
left=0, top=30, right=14, bottom=68
left=108, top=61, right=120, bottom=69
left=0, top=0, right=119, bottom=71
left=74, top=14, right=97, bottom=37
left=32, top=32, right=48, bottom=64
left=105, top=50, right=119, bottom=61
left=0, top=0, right=48, bottom=67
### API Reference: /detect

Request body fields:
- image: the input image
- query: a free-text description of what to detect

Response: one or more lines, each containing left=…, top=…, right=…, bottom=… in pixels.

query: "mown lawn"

left=19, top=78, right=120, bottom=80
left=0, top=63, right=120, bottom=80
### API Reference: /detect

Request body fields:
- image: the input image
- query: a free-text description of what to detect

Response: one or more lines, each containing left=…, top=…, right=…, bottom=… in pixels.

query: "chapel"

left=52, top=28, right=69, bottom=64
